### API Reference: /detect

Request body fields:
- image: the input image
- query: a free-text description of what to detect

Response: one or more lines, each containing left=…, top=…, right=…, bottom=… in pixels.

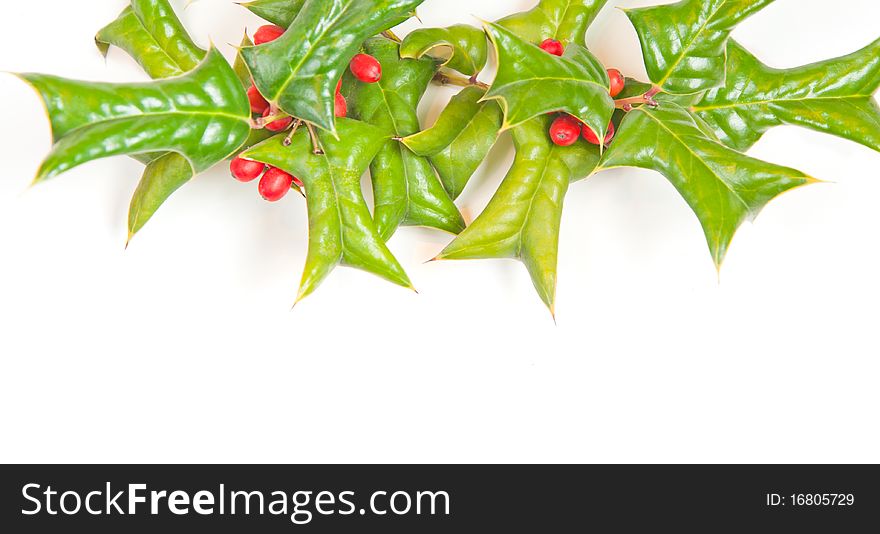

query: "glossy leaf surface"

left=96, top=0, right=215, bottom=240
left=347, top=37, right=464, bottom=240
left=436, top=115, right=600, bottom=312
left=599, top=103, right=815, bottom=266
left=483, top=22, right=614, bottom=140
left=242, top=0, right=424, bottom=134
left=21, top=48, right=251, bottom=182
left=240, top=0, right=306, bottom=27
left=624, top=0, right=774, bottom=94
left=399, top=24, right=489, bottom=77
left=402, top=86, right=503, bottom=199
left=95, top=0, right=204, bottom=79
left=242, top=119, right=413, bottom=300
left=692, top=39, right=880, bottom=152
left=496, top=0, right=608, bottom=46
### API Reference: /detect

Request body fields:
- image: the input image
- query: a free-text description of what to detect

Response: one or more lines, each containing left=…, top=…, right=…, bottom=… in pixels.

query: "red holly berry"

left=583, top=121, right=616, bottom=146
left=350, top=54, right=382, bottom=83
left=247, top=86, right=269, bottom=114
left=539, top=39, right=564, bottom=56
left=335, top=92, right=348, bottom=118
left=336, top=79, right=343, bottom=94
left=549, top=115, right=582, bottom=146
left=259, top=167, right=295, bottom=202
left=262, top=108, right=293, bottom=132
left=607, top=68, right=625, bottom=98
left=254, top=25, right=285, bottom=46
left=230, top=157, right=266, bottom=183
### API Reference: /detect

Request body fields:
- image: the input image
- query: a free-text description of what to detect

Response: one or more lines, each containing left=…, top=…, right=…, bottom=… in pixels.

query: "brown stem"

left=614, top=86, right=662, bottom=110
left=306, top=123, right=324, bottom=155
left=283, top=119, right=303, bottom=146
left=252, top=104, right=288, bottom=129
left=433, top=69, right=489, bottom=90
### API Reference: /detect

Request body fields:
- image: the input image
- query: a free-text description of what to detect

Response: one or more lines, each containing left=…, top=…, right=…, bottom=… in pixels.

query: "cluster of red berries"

left=232, top=25, right=385, bottom=201
left=538, top=39, right=626, bottom=148
left=230, top=157, right=304, bottom=202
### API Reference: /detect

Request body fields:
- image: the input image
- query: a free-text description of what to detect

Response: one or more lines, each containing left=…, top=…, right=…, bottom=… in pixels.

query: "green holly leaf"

left=232, top=33, right=276, bottom=155
left=402, top=86, right=503, bottom=199
left=345, top=37, right=464, bottom=240
left=483, top=22, right=614, bottom=140
left=496, top=0, right=609, bottom=46
left=95, top=0, right=205, bottom=79
left=242, top=0, right=424, bottom=135
left=399, top=24, right=489, bottom=77
left=127, top=152, right=194, bottom=240
left=598, top=102, right=817, bottom=267
left=233, top=33, right=255, bottom=88
left=691, top=39, right=880, bottom=152
left=241, top=119, right=413, bottom=301
left=20, top=48, right=251, bottom=183
left=436, top=115, right=600, bottom=313
left=624, top=0, right=774, bottom=94
left=95, top=0, right=216, bottom=241
left=240, top=0, right=306, bottom=27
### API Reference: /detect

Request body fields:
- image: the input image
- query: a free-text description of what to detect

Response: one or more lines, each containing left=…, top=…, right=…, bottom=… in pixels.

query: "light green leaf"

left=624, top=0, right=775, bottom=94
left=692, top=38, right=880, bottom=152
left=436, top=115, right=600, bottom=313
left=233, top=33, right=255, bottom=89
left=240, top=0, right=306, bottom=27
left=483, top=22, right=614, bottom=140
left=347, top=37, right=464, bottom=240
left=127, top=152, right=193, bottom=241
left=95, top=0, right=204, bottom=79
left=402, top=86, right=504, bottom=199
left=242, top=119, right=413, bottom=301
left=598, top=102, right=817, bottom=267
left=496, top=0, right=609, bottom=46
left=95, top=0, right=216, bottom=240
left=399, top=24, right=489, bottom=77
left=20, top=48, right=251, bottom=183
left=242, top=0, right=424, bottom=134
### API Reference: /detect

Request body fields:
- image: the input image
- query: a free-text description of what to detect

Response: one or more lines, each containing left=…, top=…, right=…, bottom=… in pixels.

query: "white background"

left=1, top=0, right=878, bottom=464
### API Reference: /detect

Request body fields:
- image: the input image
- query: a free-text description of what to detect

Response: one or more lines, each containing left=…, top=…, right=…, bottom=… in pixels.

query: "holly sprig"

left=16, top=0, right=880, bottom=314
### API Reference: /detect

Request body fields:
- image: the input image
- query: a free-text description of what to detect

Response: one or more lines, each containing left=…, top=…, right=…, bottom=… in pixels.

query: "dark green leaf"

left=242, top=119, right=413, bottom=301
left=692, top=38, right=880, bottom=152
left=242, top=0, right=424, bottom=134
left=402, top=86, right=503, bottom=199
left=399, top=24, right=489, bottom=77
left=347, top=37, right=464, bottom=240
left=624, top=0, right=774, bottom=94
left=483, top=22, right=614, bottom=140
left=598, top=102, right=816, bottom=266
left=496, top=0, right=608, bottom=46
left=240, top=0, right=305, bottom=27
